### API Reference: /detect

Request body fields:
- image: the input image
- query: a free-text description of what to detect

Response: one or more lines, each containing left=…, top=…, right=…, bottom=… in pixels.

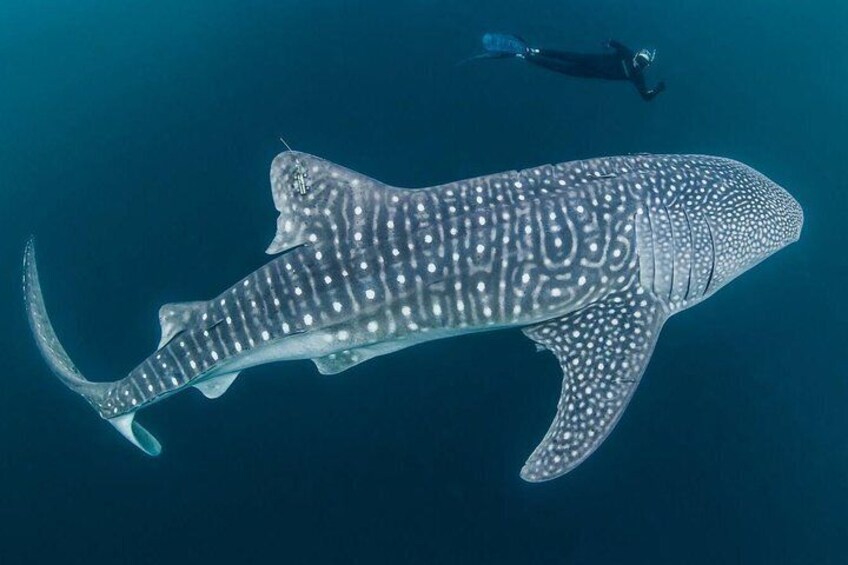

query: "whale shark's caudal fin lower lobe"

left=23, top=239, right=162, bottom=456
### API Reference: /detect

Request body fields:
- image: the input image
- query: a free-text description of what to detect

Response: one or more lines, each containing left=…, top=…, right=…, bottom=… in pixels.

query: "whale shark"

left=23, top=151, right=803, bottom=481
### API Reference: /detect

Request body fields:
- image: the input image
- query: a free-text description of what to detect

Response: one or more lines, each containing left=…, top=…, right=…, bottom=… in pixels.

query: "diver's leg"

left=526, top=57, right=581, bottom=75
left=531, top=49, right=585, bottom=63
left=525, top=50, right=587, bottom=75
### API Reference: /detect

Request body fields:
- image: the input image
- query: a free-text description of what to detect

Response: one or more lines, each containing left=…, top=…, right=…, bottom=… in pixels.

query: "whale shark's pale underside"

left=24, top=151, right=803, bottom=481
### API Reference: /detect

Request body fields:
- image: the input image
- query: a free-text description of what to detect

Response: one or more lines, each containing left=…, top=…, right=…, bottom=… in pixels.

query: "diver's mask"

left=633, top=48, right=656, bottom=69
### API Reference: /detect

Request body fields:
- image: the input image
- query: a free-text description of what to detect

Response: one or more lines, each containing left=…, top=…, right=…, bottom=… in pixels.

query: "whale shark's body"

left=24, top=151, right=803, bottom=481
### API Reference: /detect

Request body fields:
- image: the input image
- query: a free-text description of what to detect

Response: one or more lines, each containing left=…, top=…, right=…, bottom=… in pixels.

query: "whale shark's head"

left=702, top=158, right=803, bottom=294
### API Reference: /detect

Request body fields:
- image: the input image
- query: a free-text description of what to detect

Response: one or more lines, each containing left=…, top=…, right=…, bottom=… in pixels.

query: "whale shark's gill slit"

left=703, top=216, right=716, bottom=296
left=660, top=200, right=675, bottom=302
left=681, top=207, right=694, bottom=301
left=644, top=203, right=658, bottom=294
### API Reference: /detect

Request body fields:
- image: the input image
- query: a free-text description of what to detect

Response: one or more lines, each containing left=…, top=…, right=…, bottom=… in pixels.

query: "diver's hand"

left=643, top=81, right=666, bottom=102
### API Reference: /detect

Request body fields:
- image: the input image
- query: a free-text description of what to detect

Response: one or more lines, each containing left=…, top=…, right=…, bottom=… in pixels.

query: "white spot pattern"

left=520, top=287, right=667, bottom=482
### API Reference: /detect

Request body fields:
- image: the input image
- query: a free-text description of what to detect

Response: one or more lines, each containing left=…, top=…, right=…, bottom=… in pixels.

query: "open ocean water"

left=1, top=1, right=846, bottom=563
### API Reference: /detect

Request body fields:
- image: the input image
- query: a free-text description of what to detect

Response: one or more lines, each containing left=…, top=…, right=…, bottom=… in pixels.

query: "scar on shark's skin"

left=24, top=151, right=803, bottom=481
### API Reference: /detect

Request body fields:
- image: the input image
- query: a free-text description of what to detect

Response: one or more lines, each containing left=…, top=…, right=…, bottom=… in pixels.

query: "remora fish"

left=23, top=151, right=803, bottom=481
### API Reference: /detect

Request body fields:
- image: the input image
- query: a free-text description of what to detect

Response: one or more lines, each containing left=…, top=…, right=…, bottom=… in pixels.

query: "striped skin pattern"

left=24, top=151, right=803, bottom=480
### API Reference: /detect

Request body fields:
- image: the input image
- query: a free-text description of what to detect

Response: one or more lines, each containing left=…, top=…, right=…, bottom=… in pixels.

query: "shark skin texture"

left=23, top=151, right=803, bottom=481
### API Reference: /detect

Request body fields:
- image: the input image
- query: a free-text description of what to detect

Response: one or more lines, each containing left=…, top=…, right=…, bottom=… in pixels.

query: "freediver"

left=476, top=33, right=666, bottom=102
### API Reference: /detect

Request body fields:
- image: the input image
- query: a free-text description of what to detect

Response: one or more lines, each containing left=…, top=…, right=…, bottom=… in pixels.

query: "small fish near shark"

left=23, top=151, right=803, bottom=481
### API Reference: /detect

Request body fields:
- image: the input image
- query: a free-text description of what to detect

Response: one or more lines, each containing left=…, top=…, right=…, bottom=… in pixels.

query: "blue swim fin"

left=481, top=33, right=529, bottom=57
left=456, top=33, right=530, bottom=66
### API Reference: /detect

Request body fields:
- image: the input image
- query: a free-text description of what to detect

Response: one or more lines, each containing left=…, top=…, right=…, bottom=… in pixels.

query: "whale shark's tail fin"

left=23, top=239, right=162, bottom=456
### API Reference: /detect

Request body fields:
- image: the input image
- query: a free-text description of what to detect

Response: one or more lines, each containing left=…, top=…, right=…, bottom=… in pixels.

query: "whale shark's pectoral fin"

left=193, top=372, right=240, bottom=399
left=521, top=286, right=667, bottom=482
left=158, top=301, right=207, bottom=349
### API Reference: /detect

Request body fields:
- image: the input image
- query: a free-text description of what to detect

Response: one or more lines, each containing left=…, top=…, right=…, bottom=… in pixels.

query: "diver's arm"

left=634, top=76, right=666, bottom=101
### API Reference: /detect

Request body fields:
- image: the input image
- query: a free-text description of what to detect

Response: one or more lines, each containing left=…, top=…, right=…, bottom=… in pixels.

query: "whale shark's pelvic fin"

left=158, top=301, right=207, bottom=349
left=521, top=286, right=667, bottom=482
left=311, top=341, right=413, bottom=375
left=193, top=372, right=240, bottom=399
left=23, top=239, right=163, bottom=455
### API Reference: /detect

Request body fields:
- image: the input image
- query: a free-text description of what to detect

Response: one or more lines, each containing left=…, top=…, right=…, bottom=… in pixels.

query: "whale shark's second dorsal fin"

left=266, top=151, right=396, bottom=254
left=158, top=301, right=206, bottom=349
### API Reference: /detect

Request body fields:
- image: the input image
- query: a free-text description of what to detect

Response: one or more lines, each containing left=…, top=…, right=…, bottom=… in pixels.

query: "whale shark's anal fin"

left=521, top=286, right=667, bottom=482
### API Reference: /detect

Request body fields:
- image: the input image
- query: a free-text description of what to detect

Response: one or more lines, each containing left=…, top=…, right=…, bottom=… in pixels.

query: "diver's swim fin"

left=457, top=33, right=531, bottom=66
left=481, top=33, right=529, bottom=57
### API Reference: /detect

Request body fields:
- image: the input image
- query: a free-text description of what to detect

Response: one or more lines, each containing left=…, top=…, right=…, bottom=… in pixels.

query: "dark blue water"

left=2, top=1, right=846, bottom=563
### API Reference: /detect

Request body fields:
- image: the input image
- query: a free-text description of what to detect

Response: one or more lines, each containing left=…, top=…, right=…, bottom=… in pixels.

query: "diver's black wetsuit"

left=526, top=40, right=665, bottom=101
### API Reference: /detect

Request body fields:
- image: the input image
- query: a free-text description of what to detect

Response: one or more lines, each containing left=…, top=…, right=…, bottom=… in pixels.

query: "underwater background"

left=1, top=1, right=846, bottom=563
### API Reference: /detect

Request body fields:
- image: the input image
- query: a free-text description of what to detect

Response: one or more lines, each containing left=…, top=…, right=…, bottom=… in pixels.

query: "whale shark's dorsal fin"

left=266, top=151, right=396, bottom=254
left=158, top=301, right=207, bottom=349
left=520, top=286, right=668, bottom=482
left=193, top=372, right=240, bottom=399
